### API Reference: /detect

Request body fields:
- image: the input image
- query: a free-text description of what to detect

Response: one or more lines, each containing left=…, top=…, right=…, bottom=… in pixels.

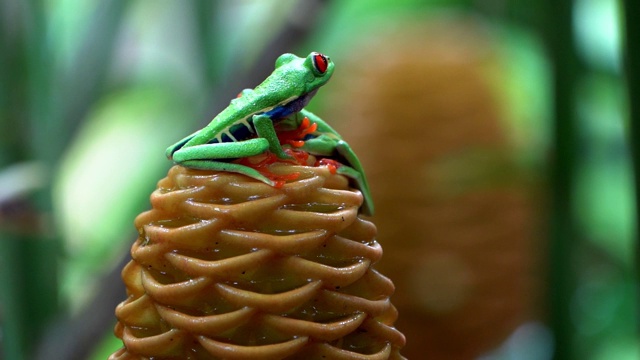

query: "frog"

left=166, top=52, right=373, bottom=215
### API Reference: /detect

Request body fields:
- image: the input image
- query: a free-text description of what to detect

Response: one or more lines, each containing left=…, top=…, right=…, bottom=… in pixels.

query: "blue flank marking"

left=210, top=89, right=318, bottom=144
left=264, top=89, right=317, bottom=119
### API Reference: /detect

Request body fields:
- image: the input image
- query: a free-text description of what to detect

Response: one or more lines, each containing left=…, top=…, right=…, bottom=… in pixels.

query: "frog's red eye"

left=312, top=53, right=329, bottom=74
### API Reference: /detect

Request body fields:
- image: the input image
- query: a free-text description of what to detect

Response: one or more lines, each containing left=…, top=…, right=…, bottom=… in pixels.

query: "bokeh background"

left=0, top=0, right=638, bottom=359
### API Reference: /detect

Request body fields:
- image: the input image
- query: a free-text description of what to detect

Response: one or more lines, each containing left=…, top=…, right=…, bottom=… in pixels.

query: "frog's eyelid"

left=311, top=52, right=329, bottom=75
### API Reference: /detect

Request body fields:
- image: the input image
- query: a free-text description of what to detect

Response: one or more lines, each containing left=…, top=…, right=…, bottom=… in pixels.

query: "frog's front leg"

left=165, top=129, right=201, bottom=159
left=252, top=114, right=293, bottom=160
left=171, top=138, right=275, bottom=185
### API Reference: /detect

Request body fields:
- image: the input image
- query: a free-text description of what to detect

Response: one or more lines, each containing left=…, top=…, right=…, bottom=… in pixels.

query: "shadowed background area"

left=0, top=0, right=638, bottom=359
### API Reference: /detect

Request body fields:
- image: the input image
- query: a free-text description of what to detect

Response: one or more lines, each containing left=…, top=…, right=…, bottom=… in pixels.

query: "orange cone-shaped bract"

left=110, top=161, right=405, bottom=359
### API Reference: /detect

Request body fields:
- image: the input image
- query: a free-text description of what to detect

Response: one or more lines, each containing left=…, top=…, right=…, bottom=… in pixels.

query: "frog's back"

left=183, top=52, right=330, bottom=147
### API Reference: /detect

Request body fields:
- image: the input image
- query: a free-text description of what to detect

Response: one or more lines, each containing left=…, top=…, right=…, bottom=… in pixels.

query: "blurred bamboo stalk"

left=1, top=0, right=130, bottom=359
left=193, top=0, right=224, bottom=87
left=543, top=0, right=580, bottom=359
left=46, top=0, right=130, bottom=162
left=34, top=254, right=129, bottom=360
left=0, top=1, right=57, bottom=359
left=622, top=0, right=640, bottom=335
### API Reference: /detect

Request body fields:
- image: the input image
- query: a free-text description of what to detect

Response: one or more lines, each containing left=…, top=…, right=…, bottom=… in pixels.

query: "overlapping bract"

left=110, top=163, right=405, bottom=359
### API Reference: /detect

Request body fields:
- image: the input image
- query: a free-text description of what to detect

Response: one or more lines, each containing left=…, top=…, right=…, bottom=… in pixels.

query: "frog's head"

left=275, top=52, right=335, bottom=93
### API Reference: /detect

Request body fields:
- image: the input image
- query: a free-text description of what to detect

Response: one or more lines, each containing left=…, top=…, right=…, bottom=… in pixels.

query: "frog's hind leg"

left=179, top=160, right=275, bottom=186
left=299, top=136, right=374, bottom=215
left=335, top=141, right=374, bottom=216
left=334, top=164, right=374, bottom=216
left=171, top=138, right=275, bottom=185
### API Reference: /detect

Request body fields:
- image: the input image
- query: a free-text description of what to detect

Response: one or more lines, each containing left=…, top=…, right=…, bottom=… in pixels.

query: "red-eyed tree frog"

left=166, top=52, right=373, bottom=215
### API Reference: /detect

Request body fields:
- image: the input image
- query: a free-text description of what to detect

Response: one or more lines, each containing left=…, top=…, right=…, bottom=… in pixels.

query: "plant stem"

left=621, top=0, right=640, bottom=335
left=543, top=0, right=580, bottom=358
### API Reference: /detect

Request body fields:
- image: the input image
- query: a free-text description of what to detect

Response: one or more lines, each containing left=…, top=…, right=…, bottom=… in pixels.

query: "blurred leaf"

left=307, top=0, right=474, bottom=56
left=574, top=0, right=621, bottom=72
left=88, top=329, right=123, bottom=360
left=574, top=74, right=634, bottom=264
left=576, top=162, right=635, bottom=263
left=487, top=26, right=551, bottom=159
left=593, top=336, right=640, bottom=360
left=49, top=0, right=131, bottom=159
left=53, top=84, right=195, bottom=309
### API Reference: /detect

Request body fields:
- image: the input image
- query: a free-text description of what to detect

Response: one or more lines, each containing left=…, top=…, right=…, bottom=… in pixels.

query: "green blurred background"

left=0, top=0, right=638, bottom=359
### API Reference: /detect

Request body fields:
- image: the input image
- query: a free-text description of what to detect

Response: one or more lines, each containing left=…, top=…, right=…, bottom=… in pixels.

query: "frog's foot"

left=315, top=158, right=340, bottom=175
left=235, top=149, right=309, bottom=188
left=314, top=157, right=374, bottom=216
left=277, top=117, right=318, bottom=148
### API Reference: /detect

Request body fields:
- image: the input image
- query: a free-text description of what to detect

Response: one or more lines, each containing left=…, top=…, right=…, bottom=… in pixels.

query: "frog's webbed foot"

left=277, top=116, right=318, bottom=148
left=236, top=150, right=306, bottom=188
